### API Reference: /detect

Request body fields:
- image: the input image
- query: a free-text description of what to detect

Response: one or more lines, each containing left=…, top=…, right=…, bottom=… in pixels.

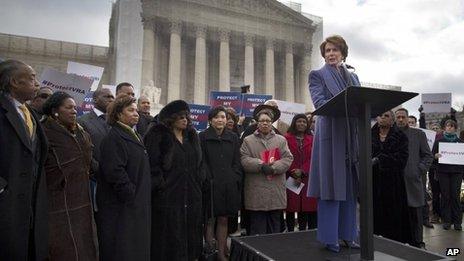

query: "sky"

left=0, top=0, right=463, bottom=117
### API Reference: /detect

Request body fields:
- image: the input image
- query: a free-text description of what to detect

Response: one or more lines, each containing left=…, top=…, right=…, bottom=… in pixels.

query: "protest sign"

left=67, top=61, right=104, bottom=91
left=209, top=91, right=242, bottom=112
left=189, top=104, right=211, bottom=131
left=77, top=91, right=94, bottom=117
left=421, top=93, right=452, bottom=113
left=40, top=68, right=93, bottom=106
left=240, top=94, right=272, bottom=117
left=438, top=142, right=464, bottom=165
left=273, top=100, right=306, bottom=125
left=419, top=128, right=437, bottom=150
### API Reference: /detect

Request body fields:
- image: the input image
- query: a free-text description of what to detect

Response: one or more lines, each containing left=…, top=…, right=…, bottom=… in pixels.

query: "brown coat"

left=240, top=130, right=293, bottom=211
left=42, top=118, right=98, bottom=261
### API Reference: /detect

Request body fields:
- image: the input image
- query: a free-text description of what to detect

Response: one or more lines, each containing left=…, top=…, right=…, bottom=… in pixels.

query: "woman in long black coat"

left=96, top=94, right=151, bottom=261
left=200, top=106, right=242, bottom=260
left=144, top=100, right=205, bottom=261
left=371, top=111, right=412, bottom=244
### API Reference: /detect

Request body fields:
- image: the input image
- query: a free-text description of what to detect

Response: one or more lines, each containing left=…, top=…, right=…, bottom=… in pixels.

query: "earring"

left=54, top=113, right=59, bottom=117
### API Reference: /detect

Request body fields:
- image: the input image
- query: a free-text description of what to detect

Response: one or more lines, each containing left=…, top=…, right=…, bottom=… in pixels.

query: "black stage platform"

left=230, top=230, right=454, bottom=261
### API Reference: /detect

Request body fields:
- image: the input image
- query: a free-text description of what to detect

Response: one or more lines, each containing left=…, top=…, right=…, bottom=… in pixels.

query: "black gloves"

left=261, top=164, right=275, bottom=176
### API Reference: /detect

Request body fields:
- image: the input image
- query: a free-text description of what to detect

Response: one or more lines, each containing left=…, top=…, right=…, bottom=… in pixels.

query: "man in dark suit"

left=396, top=108, right=433, bottom=249
left=0, top=59, right=49, bottom=260
left=136, top=95, right=153, bottom=137
left=78, top=87, right=114, bottom=212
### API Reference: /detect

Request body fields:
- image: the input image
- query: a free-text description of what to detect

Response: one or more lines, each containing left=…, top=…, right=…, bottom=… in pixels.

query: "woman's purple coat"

left=307, top=63, right=361, bottom=201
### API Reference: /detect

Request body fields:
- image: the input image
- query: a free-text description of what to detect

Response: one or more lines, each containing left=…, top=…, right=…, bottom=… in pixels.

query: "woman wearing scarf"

left=42, top=92, right=98, bottom=260
left=432, top=119, right=463, bottom=231
left=97, top=94, right=151, bottom=261
left=307, top=35, right=361, bottom=252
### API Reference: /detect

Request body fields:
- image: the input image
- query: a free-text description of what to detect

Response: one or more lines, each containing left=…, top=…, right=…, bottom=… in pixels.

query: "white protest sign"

left=273, top=100, right=306, bottom=125
left=40, top=68, right=93, bottom=106
left=421, top=93, right=452, bottom=113
left=438, top=142, right=464, bottom=165
left=102, top=84, right=117, bottom=96
left=419, top=128, right=437, bottom=150
left=67, top=61, right=104, bottom=91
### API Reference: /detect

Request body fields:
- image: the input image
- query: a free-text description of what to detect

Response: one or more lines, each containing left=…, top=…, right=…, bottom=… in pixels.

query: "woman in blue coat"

left=307, top=35, right=360, bottom=252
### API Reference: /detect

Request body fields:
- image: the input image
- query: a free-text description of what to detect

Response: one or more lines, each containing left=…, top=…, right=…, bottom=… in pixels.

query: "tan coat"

left=240, top=130, right=293, bottom=211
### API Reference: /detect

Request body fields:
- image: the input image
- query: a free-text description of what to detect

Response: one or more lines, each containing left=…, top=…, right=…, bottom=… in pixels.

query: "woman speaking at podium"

left=307, top=35, right=361, bottom=253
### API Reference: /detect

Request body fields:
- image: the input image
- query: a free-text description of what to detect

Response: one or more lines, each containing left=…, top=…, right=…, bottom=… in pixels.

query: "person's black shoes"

left=443, top=223, right=451, bottom=230
left=454, top=224, right=462, bottom=231
left=423, top=221, right=434, bottom=229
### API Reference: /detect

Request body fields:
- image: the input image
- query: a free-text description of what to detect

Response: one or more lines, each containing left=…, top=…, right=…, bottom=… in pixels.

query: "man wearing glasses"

left=29, top=87, right=53, bottom=119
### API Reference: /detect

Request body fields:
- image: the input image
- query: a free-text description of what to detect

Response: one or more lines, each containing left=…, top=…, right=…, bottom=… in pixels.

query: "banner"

left=77, top=91, right=94, bottom=117
left=67, top=61, right=104, bottom=91
left=40, top=68, right=93, bottom=106
left=419, top=128, right=437, bottom=150
left=240, top=94, right=272, bottom=117
left=273, top=100, right=306, bottom=125
left=209, top=91, right=242, bottom=112
left=421, top=93, right=452, bottom=113
left=189, top=104, right=211, bottom=131
left=438, top=142, right=464, bottom=165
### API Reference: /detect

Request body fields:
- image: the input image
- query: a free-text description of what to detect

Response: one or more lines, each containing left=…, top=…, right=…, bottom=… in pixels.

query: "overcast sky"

left=1, top=0, right=463, bottom=116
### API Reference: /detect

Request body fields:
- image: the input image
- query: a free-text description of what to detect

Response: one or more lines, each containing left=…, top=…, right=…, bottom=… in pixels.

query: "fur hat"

left=159, top=100, right=190, bottom=122
left=253, top=104, right=281, bottom=122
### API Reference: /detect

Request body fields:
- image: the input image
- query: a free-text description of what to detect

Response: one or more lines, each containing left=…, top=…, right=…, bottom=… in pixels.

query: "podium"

left=313, top=86, right=418, bottom=261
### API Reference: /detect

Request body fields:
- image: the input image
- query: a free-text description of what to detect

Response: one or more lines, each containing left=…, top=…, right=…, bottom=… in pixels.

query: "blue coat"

left=307, top=64, right=360, bottom=201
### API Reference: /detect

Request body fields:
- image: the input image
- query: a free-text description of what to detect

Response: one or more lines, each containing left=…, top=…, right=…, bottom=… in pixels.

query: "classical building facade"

left=1, top=0, right=322, bottom=110
left=111, top=0, right=322, bottom=109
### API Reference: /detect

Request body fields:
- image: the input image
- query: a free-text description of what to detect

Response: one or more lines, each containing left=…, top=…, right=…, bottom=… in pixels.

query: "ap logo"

left=446, top=248, right=460, bottom=257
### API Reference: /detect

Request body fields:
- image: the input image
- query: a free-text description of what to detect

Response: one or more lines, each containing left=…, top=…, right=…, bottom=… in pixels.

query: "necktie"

left=19, top=104, right=33, bottom=137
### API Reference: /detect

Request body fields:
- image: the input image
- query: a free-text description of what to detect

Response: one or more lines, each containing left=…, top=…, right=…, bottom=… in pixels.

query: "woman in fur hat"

left=144, top=100, right=206, bottom=261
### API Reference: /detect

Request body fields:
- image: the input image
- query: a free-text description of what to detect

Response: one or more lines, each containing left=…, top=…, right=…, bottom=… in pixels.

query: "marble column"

left=265, top=38, right=275, bottom=97
left=168, top=20, right=182, bottom=102
left=244, top=34, right=255, bottom=93
left=300, top=43, right=314, bottom=111
left=141, top=19, right=155, bottom=88
left=285, top=42, right=295, bottom=102
left=219, top=29, right=230, bottom=92
left=194, top=25, right=207, bottom=104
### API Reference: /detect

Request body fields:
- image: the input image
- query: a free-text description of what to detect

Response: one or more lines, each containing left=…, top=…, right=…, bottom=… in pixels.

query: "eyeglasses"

left=37, top=93, right=51, bottom=99
left=258, top=119, right=272, bottom=123
left=381, top=113, right=391, bottom=118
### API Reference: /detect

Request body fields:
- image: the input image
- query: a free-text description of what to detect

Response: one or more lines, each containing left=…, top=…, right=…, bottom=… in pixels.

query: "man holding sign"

left=432, top=119, right=464, bottom=231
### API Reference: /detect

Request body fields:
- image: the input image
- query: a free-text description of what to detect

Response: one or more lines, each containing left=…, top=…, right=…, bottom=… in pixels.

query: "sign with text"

left=40, top=68, right=93, bottom=106
left=273, top=100, right=306, bottom=125
left=209, top=91, right=242, bottom=112
left=189, top=104, right=211, bottom=131
left=67, top=61, right=104, bottom=91
left=421, top=93, right=452, bottom=113
left=240, top=94, right=272, bottom=117
left=438, top=142, right=464, bottom=165
left=419, top=128, right=437, bottom=150
left=77, top=91, right=94, bottom=117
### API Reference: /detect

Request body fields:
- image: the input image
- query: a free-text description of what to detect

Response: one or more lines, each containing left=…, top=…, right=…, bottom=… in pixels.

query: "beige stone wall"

left=0, top=33, right=111, bottom=88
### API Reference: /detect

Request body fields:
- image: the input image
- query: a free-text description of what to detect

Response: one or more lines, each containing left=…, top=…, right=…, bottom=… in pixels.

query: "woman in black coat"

left=432, top=119, right=463, bottom=231
left=371, top=111, right=412, bottom=244
left=144, top=100, right=205, bottom=261
left=200, top=106, right=242, bottom=260
left=96, top=94, right=151, bottom=261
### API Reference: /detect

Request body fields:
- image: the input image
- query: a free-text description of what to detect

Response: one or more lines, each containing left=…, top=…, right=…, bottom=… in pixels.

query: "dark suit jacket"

left=0, top=93, right=49, bottom=260
left=136, top=113, right=153, bottom=138
left=78, top=110, right=110, bottom=177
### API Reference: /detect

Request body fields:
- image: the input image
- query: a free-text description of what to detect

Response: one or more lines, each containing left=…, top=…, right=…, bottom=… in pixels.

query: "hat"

left=240, top=85, right=251, bottom=93
left=253, top=104, right=281, bottom=122
left=159, top=100, right=190, bottom=122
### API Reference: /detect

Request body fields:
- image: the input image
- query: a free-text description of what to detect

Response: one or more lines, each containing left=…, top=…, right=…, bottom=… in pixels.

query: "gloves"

left=261, top=164, right=275, bottom=176
left=371, top=157, right=379, bottom=166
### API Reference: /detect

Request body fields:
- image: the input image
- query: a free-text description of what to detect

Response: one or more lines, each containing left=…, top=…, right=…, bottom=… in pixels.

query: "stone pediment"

left=143, top=0, right=314, bottom=29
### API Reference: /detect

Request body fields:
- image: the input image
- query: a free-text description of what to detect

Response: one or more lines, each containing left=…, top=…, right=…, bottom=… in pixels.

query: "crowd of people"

left=0, top=34, right=462, bottom=261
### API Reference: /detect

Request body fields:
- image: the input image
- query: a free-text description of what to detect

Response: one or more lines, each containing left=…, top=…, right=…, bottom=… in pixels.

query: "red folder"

left=260, top=148, right=281, bottom=180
